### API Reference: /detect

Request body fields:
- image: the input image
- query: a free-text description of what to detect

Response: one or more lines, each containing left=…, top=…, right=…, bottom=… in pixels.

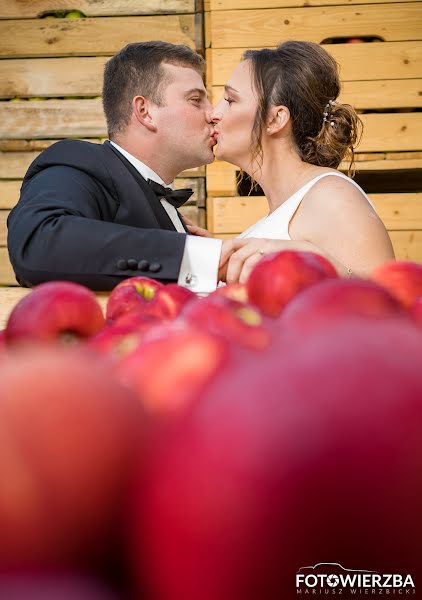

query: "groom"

left=7, top=41, right=222, bottom=292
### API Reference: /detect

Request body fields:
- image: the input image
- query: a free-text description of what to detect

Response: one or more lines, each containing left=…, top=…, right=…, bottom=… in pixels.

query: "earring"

left=266, top=127, right=271, bottom=134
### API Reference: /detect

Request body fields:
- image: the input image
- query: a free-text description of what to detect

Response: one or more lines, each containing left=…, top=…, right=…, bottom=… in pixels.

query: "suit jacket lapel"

left=105, top=141, right=177, bottom=231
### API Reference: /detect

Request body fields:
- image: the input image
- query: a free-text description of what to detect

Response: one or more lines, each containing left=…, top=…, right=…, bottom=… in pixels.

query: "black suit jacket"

left=7, top=140, right=189, bottom=290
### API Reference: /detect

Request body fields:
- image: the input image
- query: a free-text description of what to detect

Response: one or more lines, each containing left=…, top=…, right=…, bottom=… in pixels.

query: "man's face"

left=154, top=64, right=215, bottom=173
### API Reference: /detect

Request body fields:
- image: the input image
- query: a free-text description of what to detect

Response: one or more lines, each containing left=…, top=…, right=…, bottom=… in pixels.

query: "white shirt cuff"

left=178, top=236, right=222, bottom=294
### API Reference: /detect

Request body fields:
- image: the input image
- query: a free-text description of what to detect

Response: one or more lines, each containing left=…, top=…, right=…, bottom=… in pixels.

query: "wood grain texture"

left=206, top=193, right=422, bottom=233
left=1, top=1, right=195, bottom=19
left=211, top=79, right=422, bottom=109
left=0, top=15, right=197, bottom=58
left=207, top=42, right=422, bottom=85
left=208, top=4, right=422, bottom=48
left=210, top=0, right=413, bottom=9
left=0, top=57, right=107, bottom=98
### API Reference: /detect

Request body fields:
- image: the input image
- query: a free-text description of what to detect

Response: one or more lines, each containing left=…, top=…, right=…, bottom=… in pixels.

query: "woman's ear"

left=132, top=96, right=157, bottom=132
left=266, top=105, right=290, bottom=135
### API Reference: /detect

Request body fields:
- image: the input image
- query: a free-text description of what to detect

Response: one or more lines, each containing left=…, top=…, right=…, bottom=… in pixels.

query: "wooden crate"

left=0, top=0, right=205, bottom=285
left=204, top=0, right=422, bottom=262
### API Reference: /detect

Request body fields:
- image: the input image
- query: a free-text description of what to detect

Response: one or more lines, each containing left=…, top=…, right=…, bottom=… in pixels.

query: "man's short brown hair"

left=103, top=41, right=204, bottom=138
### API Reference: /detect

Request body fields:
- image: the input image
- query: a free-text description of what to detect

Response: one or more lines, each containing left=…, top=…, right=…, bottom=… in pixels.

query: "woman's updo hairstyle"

left=244, top=41, right=362, bottom=175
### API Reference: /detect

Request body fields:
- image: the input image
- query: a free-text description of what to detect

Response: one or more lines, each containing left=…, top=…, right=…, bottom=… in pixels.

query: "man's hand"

left=219, top=238, right=316, bottom=284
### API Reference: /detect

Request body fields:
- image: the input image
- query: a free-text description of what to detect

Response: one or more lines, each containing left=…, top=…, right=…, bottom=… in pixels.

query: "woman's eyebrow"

left=224, top=85, right=239, bottom=94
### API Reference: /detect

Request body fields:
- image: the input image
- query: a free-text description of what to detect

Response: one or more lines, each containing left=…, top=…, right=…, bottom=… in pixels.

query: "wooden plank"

left=210, top=0, right=413, bottom=8
left=211, top=79, right=422, bottom=109
left=207, top=42, right=422, bottom=86
left=371, top=193, right=422, bottom=230
left=341, top=156, right=422, bottom=171
left=389, top=231, right=422, bottom=262
left=209, top=5, right=422, bottom=49
left=0, top=147, right=206, bottom=180
left=0, top=210, right=7, bottom=245
left=206, top=193, right=422, bottom=234
left=0, top=1, right=195, bottom=19
left=342, top=80, right=422, bottom=109
left=0, top=248, right=17, bottom=287
left=0, top=99, right=106, bottom=139
left=359, top=113, right=422, bottom=152
left=0, top=182, right=21, bottom=209
left=0, top=287, right=110, bottom=330
left=0, top=15, right=197, bottom=58
left=0, top=175, right=204, bottom=210
left=0, top=57, right=107, bottom=98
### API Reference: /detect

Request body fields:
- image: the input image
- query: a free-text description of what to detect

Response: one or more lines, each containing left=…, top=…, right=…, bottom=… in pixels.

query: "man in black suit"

left=7, top=41, right=221, bottom=292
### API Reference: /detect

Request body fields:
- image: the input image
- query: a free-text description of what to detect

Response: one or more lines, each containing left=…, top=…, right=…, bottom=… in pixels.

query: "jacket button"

left=138, top=259, right=149, bottom=271
left=127, top=258, right=138, bottom=270
left=116, top=259, right=128, bottom=270
left=149, top=262, right=162, bottom=273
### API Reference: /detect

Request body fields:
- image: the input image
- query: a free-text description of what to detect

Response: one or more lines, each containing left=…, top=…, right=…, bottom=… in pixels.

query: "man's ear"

left=132, top=96, right=157, bottom=132
left=266, top=105, right=290, bottom=135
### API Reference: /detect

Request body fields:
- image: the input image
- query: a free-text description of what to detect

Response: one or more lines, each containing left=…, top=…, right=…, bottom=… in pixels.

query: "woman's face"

left=212, top=60, right=258, bottom=168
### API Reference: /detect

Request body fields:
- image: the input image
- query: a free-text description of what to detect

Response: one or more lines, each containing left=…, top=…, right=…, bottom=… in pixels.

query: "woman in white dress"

left=189, top=41, right=394, bottom=283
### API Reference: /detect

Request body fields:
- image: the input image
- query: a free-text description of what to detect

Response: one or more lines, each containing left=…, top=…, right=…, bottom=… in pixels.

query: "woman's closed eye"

left=224, top=96, right=234, bottom=106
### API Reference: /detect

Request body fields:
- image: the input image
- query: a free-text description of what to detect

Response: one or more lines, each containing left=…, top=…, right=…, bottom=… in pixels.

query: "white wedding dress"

left=238, top=171, right=375, bottom=240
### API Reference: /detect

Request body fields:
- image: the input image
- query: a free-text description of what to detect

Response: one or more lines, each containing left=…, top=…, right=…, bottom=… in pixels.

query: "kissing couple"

left=8, top=40, right=394, bottom=293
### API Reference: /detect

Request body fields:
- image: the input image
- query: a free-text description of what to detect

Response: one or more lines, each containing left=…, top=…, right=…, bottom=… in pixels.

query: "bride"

left=188, top=41, right=394, bottom=284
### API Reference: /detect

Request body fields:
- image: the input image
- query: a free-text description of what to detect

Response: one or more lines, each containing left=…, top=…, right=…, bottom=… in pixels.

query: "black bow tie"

left=148, top=179, right=193, bottom=209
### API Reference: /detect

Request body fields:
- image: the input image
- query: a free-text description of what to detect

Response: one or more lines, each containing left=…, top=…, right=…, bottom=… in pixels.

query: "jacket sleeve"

left=7, top=165, right=187, bottom=291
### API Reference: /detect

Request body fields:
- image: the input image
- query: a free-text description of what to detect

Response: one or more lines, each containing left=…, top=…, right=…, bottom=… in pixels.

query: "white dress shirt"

left=110, top=141, right=221, bottom=294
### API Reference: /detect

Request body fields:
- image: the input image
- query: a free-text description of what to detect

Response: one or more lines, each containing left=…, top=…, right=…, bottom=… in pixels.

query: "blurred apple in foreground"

left=0, top=574, right=121, bottom=600
left=278, top=277, right=405, bottom=334
left=116, top=326, right=231, bottom=417
left=5, top=282, right=105, bottom=345
left=181, top=294, right=271, bottom=351
left=212, top=283, right=249, bottom=304
left=136, top=318, right=422, bottom=600
left=372, top=260, right=422, bottom=309
left=411, top=296, right=422, bottom=327
left=247, top=250, right=337, bottom=317
left=0, top=346, right=145, bottom=573
left=106, top=277, right=163, bottom=322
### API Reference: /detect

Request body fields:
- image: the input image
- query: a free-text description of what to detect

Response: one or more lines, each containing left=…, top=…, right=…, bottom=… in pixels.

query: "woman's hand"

left=183, top=216, right=212, bottom=238
left=219, top=238, right=331, bottom=284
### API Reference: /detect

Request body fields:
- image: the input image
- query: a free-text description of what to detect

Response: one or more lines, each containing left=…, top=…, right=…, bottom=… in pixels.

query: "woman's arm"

left=289, top=174, right=395, bottom=278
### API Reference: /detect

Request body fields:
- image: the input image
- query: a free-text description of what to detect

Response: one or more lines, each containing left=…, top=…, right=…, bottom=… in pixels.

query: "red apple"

left=371, top=260, right=422, bottom=309
left=278, top=277, right=406, bottom=334
left=106, top=277, right=164, bottom=321
left=247, top=250, right=338, bottom=317
left=88, top=312, right=160, bottom=360
left=5, top=282, right=105, bottom=345
left=152, top=284, right=197, bottom=319
left=212, top=283, right=249, bottom=304
left=135, top=318, right=422, bottom=600
left=181, top=294, right=271, bottom=351
left=115, top=326, right=231, bottom=417
left=0, top=574, right=121, bottom=599
left=411, top=296, right=422, bottom=327
left=0, top=346, right=146, bottom=572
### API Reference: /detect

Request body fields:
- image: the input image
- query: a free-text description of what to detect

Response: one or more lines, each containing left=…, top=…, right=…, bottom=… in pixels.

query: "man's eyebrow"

left=224, top=85, right=239, bottom=94
left=185, top=88, right=207, bottom=97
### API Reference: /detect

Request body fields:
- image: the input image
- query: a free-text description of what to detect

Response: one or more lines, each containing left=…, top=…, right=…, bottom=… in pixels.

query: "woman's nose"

left=210, top=109, right=222, bottom=124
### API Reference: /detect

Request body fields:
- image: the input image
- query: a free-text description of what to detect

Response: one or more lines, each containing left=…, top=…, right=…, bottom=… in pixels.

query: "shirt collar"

left=109, top=140, right=174, bottom=189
